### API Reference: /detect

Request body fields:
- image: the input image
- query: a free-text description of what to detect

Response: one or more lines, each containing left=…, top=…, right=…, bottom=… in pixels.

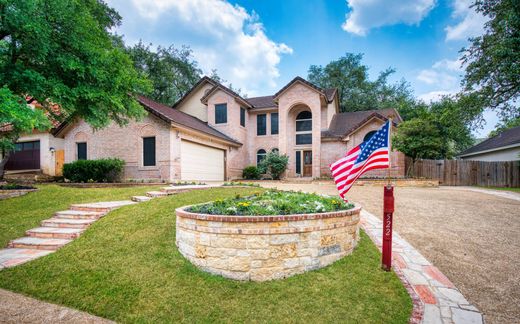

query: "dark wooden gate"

left=5, top=141, right=41, bottom=170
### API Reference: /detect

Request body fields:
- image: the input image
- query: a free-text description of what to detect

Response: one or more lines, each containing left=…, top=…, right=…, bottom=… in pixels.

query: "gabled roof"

left=459, top=126, right=520, bottom=157
left=200, top=83, right=252, bottom=108
left=322, top=108, right=401, bottom=139
left=136, top=95, right=241, bottom=146
left=245, top=95, right=276, bottom=109
left=172, top=76, right=217, bottom=109
left=273, top=76, right=336, bottom=103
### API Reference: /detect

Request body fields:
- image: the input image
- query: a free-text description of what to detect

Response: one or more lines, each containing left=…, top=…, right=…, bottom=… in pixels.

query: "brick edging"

left=360, top=210, right=484, bottom=324
left=175, top=205, right=361, bottom=223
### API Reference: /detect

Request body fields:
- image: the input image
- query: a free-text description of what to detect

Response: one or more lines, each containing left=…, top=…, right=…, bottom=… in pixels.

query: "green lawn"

left=0, top=187, right=412, bottom=323
left=477, top=186, right=520, bottom=193
left=0, top=184, right=162, bottom=247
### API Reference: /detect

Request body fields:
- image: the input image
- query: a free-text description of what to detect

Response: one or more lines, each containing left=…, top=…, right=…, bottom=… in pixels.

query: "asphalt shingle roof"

left=322, top=108, right=401, bottom=138
left=460, top=126, right=520, bottom=156
left=136, top=95, right=241, bottom=146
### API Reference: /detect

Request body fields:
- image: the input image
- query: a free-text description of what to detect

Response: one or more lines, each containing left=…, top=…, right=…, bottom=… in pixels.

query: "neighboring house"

left=459, top=126, right=520, bottom=161
left=2, top=100, right=65, bottom=177
left=8, top=76, right=405, bottom=181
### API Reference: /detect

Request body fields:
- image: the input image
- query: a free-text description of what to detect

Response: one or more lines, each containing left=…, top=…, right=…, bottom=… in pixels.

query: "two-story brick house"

left=51, top=76, right=404, bottom=181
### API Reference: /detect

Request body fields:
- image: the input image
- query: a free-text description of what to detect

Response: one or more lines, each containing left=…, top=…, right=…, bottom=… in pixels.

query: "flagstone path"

left=361, top=209, right=484, bottom=324
left=0, top=184, right=218, bottom=269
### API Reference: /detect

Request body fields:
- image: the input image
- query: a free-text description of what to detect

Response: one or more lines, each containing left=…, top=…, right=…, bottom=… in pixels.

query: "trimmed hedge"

left=63, top=158, right=125, bottom=183
left=242, top=166, right=260, bottom=180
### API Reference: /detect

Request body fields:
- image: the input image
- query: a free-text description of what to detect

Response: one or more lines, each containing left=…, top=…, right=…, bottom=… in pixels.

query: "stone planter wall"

left=175, top=206, right=361, bottom=281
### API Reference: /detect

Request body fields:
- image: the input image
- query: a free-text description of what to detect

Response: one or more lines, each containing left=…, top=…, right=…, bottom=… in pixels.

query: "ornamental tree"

left=0, top=0, right=150, bottom=178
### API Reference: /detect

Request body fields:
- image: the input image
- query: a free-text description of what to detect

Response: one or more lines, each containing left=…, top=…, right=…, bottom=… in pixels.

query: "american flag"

left=330, top=121, right=391, bottom=200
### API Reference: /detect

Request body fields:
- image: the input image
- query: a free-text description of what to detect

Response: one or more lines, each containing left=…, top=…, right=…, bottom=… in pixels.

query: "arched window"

left=296, top=111, right=312, bottom=145
left=272, top=148, right=279, bottom=154
left=257, top=149, right=267, bottom=165
left=363, top=130, right=377, bottom=143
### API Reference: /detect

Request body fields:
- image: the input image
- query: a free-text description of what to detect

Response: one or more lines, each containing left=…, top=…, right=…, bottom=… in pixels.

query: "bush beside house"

left=258, top=152, right=289, bottom=180
left=63, top=158, right=125, bottom=183
left=242, top=166, right=260, bottom=180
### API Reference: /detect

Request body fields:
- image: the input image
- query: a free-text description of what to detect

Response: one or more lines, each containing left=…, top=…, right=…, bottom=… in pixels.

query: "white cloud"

left=342, top=0, right=436, bottom=36
left=445, top=0, right=487, bottom=41
left=120, top=0, right=292, bottom=95
left=418, top=90, right=456, bottom=102
left=417, top=58, right=461, bottom=87
left=417, top=58, right=463, bottom=102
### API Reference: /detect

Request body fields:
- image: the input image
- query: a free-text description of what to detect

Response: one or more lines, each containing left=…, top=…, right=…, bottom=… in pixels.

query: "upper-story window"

left=257, top=114, right=266, bottom=135
left=215, top=103, right=227, bottom=124
left=295, top=111, right=312, bottom=145
left=271, top=113, right=279, bottom=135
left=240, top=107, right=246, bottom=127
left=363, top=130, right=377, bottom=143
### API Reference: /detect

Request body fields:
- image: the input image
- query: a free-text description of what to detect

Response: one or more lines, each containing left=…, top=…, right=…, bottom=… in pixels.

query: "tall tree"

left=461, top=0, right=520, bottom=120
left=307, top=53, right=417, bottom=117
left=392, top=96, right=475, bottom=168
left=0, top=0, right=150, bottom=177
left=126, top=41, right=202, bottom=106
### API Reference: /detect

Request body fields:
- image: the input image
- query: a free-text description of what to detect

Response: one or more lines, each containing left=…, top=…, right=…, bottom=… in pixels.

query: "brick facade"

left=58, top=76, right=406, bottom=181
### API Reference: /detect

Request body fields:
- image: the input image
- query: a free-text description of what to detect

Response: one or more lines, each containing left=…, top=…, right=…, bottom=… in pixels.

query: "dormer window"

left=215, top=104, right=227, bottom=124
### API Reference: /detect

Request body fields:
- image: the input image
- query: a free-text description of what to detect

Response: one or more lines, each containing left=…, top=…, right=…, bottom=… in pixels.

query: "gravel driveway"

left=261, top=182, right=520, bottom=324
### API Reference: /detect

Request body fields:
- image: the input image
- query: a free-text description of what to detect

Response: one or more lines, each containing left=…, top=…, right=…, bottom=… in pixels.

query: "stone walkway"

left=360, top=209, right=484, bottom=324
left=0, top=184, right=217, bottom=269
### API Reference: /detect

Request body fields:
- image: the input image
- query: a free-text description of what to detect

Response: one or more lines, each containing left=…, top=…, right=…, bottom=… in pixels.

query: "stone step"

left=54, top=210, right=105, bottom=220
left=161, top=185, right=215, bottom=194
left=26, top=227, right=84, bottom=239
left=8, top=237, right=72, bottom=250
left=41, top=218, right=96, bottom=229
left=132, top=195, right=152, bottom=202
left=146, top=191, right=169, bottom=198
left=69, top=200, right=137, bottom=212
left=0, top=248, right=55, bottom=269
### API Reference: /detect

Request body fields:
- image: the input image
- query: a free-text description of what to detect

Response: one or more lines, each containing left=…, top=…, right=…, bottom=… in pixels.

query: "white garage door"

left=181, top=140, right=225, bottom=181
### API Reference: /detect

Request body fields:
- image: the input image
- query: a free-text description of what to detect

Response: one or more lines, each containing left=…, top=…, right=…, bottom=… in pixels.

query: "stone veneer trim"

left=175, top=205, right=361, bottom=281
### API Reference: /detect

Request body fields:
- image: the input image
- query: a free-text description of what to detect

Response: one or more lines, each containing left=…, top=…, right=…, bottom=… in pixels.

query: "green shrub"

left=242, top=166, right=260, bottom=180
left=188, top=190, right=354, bottom=215
left=258, top=151, right=289, bottom=180
left=63, top=158, right=125, bottom=183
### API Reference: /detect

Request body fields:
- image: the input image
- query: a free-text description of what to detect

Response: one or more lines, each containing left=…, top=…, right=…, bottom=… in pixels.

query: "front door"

left=303, top=150, right=312, bottom=177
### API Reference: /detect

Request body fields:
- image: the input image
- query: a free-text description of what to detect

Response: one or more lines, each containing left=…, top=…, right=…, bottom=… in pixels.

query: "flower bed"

left=187, top=190, right=354, bottom=215
left=176, top=191, right=361, bottom=281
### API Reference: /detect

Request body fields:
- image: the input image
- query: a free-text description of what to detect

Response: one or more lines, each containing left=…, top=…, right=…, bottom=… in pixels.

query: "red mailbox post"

left=382, top=185, right=394, bottom=271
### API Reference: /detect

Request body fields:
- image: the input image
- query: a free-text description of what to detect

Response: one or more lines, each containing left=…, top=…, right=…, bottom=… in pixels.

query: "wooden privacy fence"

left=406, top=159, right=520, bottom=187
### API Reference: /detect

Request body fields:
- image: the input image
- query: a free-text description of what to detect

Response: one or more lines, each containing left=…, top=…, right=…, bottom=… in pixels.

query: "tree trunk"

left=0, top=150, right=10, bottom=180
left=406, top=158, right=415, bottom=178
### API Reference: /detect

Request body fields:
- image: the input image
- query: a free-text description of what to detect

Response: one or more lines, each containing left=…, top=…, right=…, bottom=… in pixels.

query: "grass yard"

left=0, top=184, right=162, bottom=247
left=0, top=187, right=412, bottom=323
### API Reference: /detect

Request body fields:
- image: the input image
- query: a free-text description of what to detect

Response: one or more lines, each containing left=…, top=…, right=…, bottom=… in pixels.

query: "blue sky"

left=106, top=0, right=497, bottom=136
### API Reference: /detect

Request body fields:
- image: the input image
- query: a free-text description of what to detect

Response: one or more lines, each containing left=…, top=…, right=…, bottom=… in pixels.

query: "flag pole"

left=382, top=117, right=394, bottom=271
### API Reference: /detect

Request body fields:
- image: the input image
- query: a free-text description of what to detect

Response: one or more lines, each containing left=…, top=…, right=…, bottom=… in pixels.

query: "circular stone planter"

left=175, top=205, right=361, bottom=281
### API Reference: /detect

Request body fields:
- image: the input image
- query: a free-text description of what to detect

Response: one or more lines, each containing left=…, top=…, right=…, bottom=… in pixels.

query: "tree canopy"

left=461, top=0, right=520, bottom=121
left=0, top=0, right=150, bottom=176
left=308, top=53, right=417, bottom=118
left=126, top=41, right=202, bottom=106
left=392, top=96, right=475, bottom=162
